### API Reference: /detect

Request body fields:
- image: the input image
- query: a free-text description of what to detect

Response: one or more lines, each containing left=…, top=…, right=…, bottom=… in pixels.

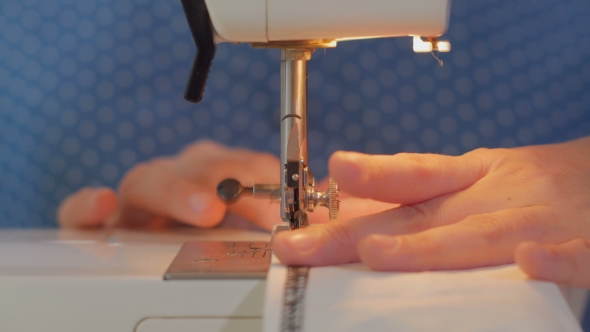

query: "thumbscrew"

left=216, top=179, right=280, bottom=205
left=216, top=178, right=253, bottom=205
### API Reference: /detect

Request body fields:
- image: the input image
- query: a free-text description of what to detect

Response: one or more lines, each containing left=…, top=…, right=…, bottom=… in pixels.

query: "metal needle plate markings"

left=164, top=241, right=271, bottom=280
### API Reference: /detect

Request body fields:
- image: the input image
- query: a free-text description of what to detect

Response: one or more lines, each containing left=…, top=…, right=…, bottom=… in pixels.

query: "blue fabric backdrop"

left=1, top=0, right=589, bottom=327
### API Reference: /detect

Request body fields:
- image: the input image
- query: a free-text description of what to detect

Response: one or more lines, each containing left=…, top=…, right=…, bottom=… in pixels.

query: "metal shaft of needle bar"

left=280, top=49, right=312, bottom=227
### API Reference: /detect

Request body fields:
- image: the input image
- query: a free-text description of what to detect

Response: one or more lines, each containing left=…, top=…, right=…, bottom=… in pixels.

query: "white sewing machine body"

left=0, top=228, right=270, bottom=332
left=204, top=0, right=450, bottom=42
left=0, top=228, right=587, bottom=332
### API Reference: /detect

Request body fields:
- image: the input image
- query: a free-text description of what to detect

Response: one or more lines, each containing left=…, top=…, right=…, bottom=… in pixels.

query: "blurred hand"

left=58, top=141, right=281, bottom=230
left=58, top=140, right=393, bottom=231
left=274, top=137, right=590, bottom=287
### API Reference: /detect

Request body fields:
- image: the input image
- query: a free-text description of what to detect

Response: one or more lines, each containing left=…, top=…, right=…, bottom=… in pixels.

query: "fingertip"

left=515, top=242, right=556, bottom=280
left=93, top=188, right=119, bottom=220
left=273, top=230, right=321, bottom=266
left=184, top=193, right=227, bottom=228
left=329, top=151, right=367, bottom=185
left=274, top=223, right=364, bottom=266
left=58, top=187, right=118, bottom=228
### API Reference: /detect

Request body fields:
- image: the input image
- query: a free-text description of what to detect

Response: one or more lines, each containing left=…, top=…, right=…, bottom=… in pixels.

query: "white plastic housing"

left=205, top=0, right=451, bottom=43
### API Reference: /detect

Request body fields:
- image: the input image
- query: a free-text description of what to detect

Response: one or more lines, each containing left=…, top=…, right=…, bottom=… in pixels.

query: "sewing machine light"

left=413, top=36, right=451, bottom=53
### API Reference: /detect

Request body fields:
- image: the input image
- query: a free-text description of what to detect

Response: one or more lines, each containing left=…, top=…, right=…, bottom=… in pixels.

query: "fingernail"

left=286, top=232, right=319, bottom=253
left=370, top=235, right=400, bottom=251
left=189, top=194, right=210, bottom=214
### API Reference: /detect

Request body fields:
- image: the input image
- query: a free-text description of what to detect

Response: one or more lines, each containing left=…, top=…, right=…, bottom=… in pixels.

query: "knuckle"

left=205, top=160, right=242, bottom=179
left=395, top=204, right=433, bottom=233
left=396, top=153, right=437, bottom=180
left=463, top=147, right=494, bottom=168
left=397, top=235, right=439, bottom=271
left=469, top=147, right=491, bottom=155
left=180, top=140, right=222, bottom=158
left=321, top=223, right=359, bottom=249
left=149, top=157, right=173, bottom=169
left=531, top=171, right=560, bottom=193
left=118, top=162, right=149, bottom=194
left=491, top=150, right=561, bottom=194
left=471, top=214, right=507, bottom=246
left=472, top=147, right=507, bottom=164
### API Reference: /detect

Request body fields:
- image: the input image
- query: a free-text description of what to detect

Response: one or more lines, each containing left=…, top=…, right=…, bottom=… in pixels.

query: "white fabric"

left=264, top=257, right=582, bottom=332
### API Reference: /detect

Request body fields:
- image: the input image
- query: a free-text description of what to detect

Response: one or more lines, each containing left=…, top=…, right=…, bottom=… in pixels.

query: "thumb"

left=328, top=150, right=487, bottom=204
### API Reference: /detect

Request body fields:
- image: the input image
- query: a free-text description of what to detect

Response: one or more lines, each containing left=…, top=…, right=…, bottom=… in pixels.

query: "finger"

left=273, top=204, right=439, bottom=266
left=358, top=205, right=557, bottom=271
left=515, top=239, right=590, bottom=288
left=178, top=140, right=280, bottom=187
left=227, top=199, right=282, bottom=230
left=118, top=160, right=227, bottom=228
left=328, top=150, right=488, bottom=204
left=58, top=188, right=118, bottom=228
left=179, top=142, right=283, bottom=230
left=273, top=179, right=535, bottom=268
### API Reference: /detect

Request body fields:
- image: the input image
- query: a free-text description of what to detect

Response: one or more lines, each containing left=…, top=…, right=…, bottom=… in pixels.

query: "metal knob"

left=216, top=178, right=280, bottom=205
left=216, top=178, right=251, bottom=205
left=320, top=178, right=339, bottom=220
left=327, top=178, right=340, bottom=220
left=308, top=178, right=340, bottom=220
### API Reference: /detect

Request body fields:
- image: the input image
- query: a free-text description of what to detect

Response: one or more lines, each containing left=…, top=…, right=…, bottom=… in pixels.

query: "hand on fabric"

left=274, top=137, right=590, bottom=287
left=58, top=140, right=393, bottom=231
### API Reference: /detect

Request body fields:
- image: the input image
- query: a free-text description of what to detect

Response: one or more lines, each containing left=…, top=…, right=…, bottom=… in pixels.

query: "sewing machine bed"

left=0, top=228, right=585, bottom=332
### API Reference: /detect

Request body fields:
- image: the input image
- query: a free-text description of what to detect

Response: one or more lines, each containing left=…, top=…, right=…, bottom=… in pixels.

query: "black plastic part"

left=286, top=162, right=299, bottom=187
left=180, top=0, right=216, bottom=103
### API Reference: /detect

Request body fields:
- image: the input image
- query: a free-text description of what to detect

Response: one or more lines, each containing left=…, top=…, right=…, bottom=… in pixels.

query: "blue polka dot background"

left=1, top=0, right=589, bottom=222
left=1, top=0, right=590, bottom=328
left=1, top=0, right=589, bottom=225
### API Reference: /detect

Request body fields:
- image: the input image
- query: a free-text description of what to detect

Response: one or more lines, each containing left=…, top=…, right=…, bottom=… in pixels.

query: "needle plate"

left=164, top=241, right=271, bottom=280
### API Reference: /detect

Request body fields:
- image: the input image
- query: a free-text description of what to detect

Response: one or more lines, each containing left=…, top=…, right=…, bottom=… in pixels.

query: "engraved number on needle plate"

left=164, top=241, right=271, bottom=280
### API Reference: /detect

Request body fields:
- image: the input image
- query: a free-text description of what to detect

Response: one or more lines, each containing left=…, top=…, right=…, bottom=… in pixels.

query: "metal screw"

left=217, top=178, right=280, bottom=204
left=216, top=178, right=252, bottom=205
